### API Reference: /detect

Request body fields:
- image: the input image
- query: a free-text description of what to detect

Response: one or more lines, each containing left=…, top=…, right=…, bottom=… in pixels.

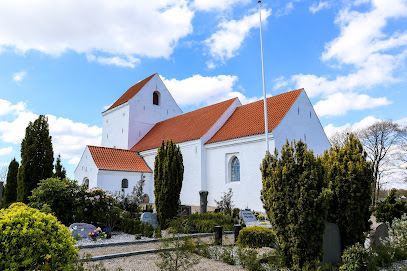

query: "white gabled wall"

left=272, top=90, right=331, bottom=156
left=97, top=170, right=153, bottom=197
left=101, top=103, right=130, bottom=149
left=205, top=134, right=274, bottom=212
left=74, top=147, right=99, bottom=188
left=127, top=75, right=183, bottom=149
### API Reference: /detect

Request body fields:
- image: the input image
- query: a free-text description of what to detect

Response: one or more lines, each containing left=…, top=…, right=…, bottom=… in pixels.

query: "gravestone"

left=199, top=190, right=208, bottom=214
left=370, top=222, right=389, bottom=248
left=178, top=205, right=191, bottom=218
left=322, top=223, right=341, bottom=264
left=240, top=210, right=257, bottom=223
left=141, top=212, right=158, bottom=228
left=69, top=223, right=97, bottom=239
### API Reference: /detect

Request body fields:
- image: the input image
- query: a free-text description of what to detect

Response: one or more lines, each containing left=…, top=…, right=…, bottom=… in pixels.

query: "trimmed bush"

left=120, top=217, right=154, bottom=238
left=187, top=213, right=235, bottom=233
left=340, top=243, right=368, bottom=271
left=236, top=226, right=276, bottom=248
left=0, top=202, right=78, bottom=270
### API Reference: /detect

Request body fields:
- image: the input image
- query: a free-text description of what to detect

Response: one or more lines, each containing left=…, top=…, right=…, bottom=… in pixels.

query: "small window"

left=231, top=157, right=240, bottom=182
left=122, top=178, right=129, bottom=189
left=310, top=111, right=311, bottom=118
left=83, top=178, right=89, bottom=189
left=153, top=91, right=160, bottom=105
left=298, top=107, right=300, bottom=115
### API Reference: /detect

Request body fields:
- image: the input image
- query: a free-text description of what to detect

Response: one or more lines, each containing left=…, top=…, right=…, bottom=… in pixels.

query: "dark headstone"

left=215, top=226, right=223, bottom=245
left=240, top=210, right=257, bottom=223
left=234, top=224, right=242, bottom=242
left=178, top=205, right=191, bottom=218
left=371, top=222, right=389, bottom=248
left=141, top=212, right=158, bottom=229
left=69, top=223, right=97, bottom=239
left=322, top=223, right=341, bottom=264
left=199, top=190, right=209, bottom=214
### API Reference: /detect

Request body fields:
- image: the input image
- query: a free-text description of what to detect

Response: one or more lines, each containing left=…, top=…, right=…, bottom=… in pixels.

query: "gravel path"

left=86, top=254, right=248, bottom=271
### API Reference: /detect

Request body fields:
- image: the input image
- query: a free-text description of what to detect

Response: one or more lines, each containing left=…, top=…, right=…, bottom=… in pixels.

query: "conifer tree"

left=261, top=140, right=330, bottom=270
left=17, top=115, right=54, bottom=203
left=54, top=154, right=66, bottom=179
left=154, top=140, right=184, bottom=229
left=324, top=133, right=373, bottom=250
left=3, top=158, right=19, bottom=205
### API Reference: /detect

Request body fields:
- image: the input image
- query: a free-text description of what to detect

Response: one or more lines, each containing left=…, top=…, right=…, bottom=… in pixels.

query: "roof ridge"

left=245, top=88, right=303, bottom=106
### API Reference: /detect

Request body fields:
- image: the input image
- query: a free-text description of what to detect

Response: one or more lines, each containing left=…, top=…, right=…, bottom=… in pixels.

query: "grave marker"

left=240, top=210, right=257, bottom=223
left=69, top=223, right=97, bottom=239
left=141, top=212, right=158, bottom=228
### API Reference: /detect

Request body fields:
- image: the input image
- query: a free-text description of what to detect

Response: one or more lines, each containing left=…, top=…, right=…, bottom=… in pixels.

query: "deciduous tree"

left=154, top=140, right=184, bottom=229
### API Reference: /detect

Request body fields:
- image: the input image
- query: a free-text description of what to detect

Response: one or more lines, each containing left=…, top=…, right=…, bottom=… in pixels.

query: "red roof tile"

left=88, top=146, right=152, bottom=172
left=107, top=73, right=156, bottom=111
left=131, top=98, right=238, bottom=152
left=206, top=89, right=303, bottom=144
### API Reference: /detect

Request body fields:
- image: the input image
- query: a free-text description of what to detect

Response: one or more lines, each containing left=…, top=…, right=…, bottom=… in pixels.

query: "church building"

left=75, top=73, right=331, bottom=211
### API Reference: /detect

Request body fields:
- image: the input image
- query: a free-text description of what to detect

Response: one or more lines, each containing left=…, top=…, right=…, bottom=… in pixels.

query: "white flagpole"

left=258, top=0, right=269, bottom=153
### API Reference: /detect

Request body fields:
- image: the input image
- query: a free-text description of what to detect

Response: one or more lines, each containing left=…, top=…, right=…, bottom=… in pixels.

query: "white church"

left=75, top=73, right=331, bottom=211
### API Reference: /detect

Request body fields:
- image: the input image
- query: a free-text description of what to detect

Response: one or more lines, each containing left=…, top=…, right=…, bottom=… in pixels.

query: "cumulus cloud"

left=0, top=99, right=101, bottom=165
left=205, top=8, right=271, bottom=65
left=0, top=147, right=13, bottom=156
left=12, top=71, right=26, bottom=83
left=275, top=0, right=407, bottom=116
left=87, top=55, right=140, bottom=68
left=193, top=0, right=250, bottom=11
left=309, top=1, right=331, bottom=14
left=0, top=99, right=25, bottom=116
left=0, top=0, right=194, bottom=65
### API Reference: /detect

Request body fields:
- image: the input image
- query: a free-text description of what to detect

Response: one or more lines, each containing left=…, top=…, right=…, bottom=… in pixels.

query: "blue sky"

left=0, top=0, right=406, bottom=187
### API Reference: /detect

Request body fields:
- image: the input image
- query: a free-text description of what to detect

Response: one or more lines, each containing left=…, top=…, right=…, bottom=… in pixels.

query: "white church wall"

left=127, top=75, right=183, bottom=149
left=101, top=103, right=130, bottom=149
left=205, top=134, right=275, bottom=212
left=74, top=147, right=99, bottom=188
left=140, top=139, right=203, bottom=207
left=97, top=170, right=152, bottom=197
left=273, top=90, right=331, bottom=156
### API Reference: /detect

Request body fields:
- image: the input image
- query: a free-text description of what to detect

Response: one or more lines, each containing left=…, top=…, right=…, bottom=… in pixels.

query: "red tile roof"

left=206, top=89, right=303, bottom=144
left=88, top=146, right=152, bottom=172
left=131, top=98, right=238, bottom=152
left=107, top=73, right=156, bottom=111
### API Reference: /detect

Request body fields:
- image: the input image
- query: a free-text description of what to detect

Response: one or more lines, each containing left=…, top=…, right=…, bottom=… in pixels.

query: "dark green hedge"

left=236, top=226, right=276, bottom=248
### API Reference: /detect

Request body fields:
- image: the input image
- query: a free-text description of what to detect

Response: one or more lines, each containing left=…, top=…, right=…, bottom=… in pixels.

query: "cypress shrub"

left=236, top=226, right=276, bottom=248
left=2, top=158, right=19, bottom=206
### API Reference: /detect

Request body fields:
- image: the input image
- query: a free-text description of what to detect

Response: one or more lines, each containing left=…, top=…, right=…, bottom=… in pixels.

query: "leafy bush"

left=186, top=212, right=235, bottom=233
left=237, top=248, right=263, bottom=271
left=29, top=177, right=86, bottom=225
left=236, top=226, right=276, bottom=248
left=340, top=243, right=368, bottom=271
left=115, top=178, right=145, bottom=218
left=386, top=213, right=407, bottom=249
left=120, top=217, right=154, bottom=238
left=374, top=189, right=407, bottom=225
left=0, top=202, right=78, bottom=270
left=215, top=188, right=234, bottom=215
left=83, top=187, right=116, bottom=226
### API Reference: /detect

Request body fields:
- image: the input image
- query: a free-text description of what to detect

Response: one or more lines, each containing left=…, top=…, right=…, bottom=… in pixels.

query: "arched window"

left=122, top=178, right=129, bottom=189
left=153, top=91, right=160, bottom=105
left=83, top=178, right=89, bottom=189
left=231, top=157, right=240, bottom=182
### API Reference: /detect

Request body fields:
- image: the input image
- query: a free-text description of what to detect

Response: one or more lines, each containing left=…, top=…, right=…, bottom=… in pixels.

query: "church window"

left=83, top=178, right=89, bottom=189
left=231, top=157, right=240, bottom=182
left=298, top=107, right=300, bottom=115
left=122, top=178, right=129, bottom=189
left=153, top=91, right=160, bottom=105
left=310, top=111, right=311, bottom=118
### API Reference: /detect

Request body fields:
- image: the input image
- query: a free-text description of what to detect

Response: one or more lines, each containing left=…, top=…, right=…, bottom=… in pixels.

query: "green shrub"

left=120, top=217, right=154, bottom=238
left=374, top=189, right=407, bottom=225
left=340, top=243, right=368, bottom=271
left=0, top=202, right=78, bottom=270
left=186, top=212, right=235, bottom=233
left=29, top=177, right=86, bottom=226
left=236, top=226, right=276, bottom=248
left=83, top=187, right=116, bottom=226
left=386, top=213, right=407, bottom=251
left=237, top=248, right=263, bottom=271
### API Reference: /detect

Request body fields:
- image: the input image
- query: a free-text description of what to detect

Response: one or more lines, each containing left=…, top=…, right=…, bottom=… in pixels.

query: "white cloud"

left=0, top=147, right=12, bottom=156
left=0, top=0, right=194, bottom=61
left=309, top=1, right=331, bottom=14
left=12, top=71, right=26, bottom=83
left=87, top=55, right=140, bottom=68
left=324, top=115, right=382, bottom=138
left=193, top=0, right=250, bottom=11
left=275, top=0, right=407, bottom=116
left=1, top=162, right=8, bottom=166
left=315, top=92, right=391, bottom=116
left=205, top=8, right=271, bottom=63
left=0, top=100, right=102, bottom=165
left=0, top=99, right=25, bottom=116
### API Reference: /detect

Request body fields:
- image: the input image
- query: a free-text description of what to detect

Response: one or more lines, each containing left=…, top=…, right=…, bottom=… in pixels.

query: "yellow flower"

left=45, top=254, right=51, bottom=260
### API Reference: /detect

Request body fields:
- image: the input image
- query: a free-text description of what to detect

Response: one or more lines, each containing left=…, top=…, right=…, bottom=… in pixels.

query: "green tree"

left=54, top=154, right=66, bottom=179
left=2, top=158, right=19, bottom=206
left=154, top=140, right=184, bottom=229
left=261, top=140, right=330, bottom=270
left=324, top=133, right=373, bottom=250
left=17, top=115, right=54, bottom=203
left=374, top=188, right=407, bottom=225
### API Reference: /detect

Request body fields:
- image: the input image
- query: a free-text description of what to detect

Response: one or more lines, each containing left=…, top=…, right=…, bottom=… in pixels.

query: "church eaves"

left=88, top=145, right=152, bottom=172
left=131, top=98, right=238, bottom=152
left=206, top=89, right=303, bottom=144
left=106, top=73, right=156, bottom=111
